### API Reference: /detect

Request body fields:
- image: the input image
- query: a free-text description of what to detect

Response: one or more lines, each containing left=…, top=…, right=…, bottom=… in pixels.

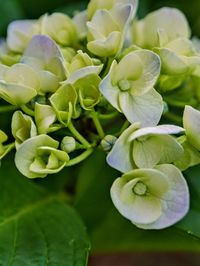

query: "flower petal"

left=134, top=164, right=189, bottom=229
left=183, top=105, right=200, bottom=150
left=107, top=123, right=140, bottom=173
left=118, top=88, right=163, bottom=126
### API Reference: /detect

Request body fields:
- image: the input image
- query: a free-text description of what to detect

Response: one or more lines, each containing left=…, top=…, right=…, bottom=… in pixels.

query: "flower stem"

left=91, top=110, right=105, bottom=139
left=0, top=142, right=15, bottom=159
left=68, top=122, right=91, bottom=149
left=98, top=111, right=119, bottom=120
left=115, top=120, right=130, bottom=137
left=0, top=105, right=18, bottom=113
left=21, top=105, right=34, bottom=116
left=65, top=148, right=94, bottom=167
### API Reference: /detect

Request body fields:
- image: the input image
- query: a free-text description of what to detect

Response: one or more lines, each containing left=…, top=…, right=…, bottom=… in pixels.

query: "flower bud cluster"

left=1, top=0, right=200, bottom=230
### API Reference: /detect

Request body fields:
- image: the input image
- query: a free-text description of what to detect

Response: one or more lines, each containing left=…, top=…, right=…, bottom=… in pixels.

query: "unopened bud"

left=101, top=135, right=117, bottom=152
left=61, top=136, right=76, bottom=153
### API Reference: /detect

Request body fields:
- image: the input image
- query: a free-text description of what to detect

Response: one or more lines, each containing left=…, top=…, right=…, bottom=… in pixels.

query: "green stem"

left=21, top=105, right=34, bottom=116
left=98, top=111, right=119, bottom=120
left=68, top=122, right=91, bottom=149
left=65, top=148, right=94, bottom=167
left=119, top=120, right=130, bottom=134
left=101, top=57, right=114, bottom=78
left=0, top=105, right=18, bottom=113
left=1, top=142, right=15, bottom=159
left=91, top=110, right=105, bottom=139
left=115, top=120, right=130, bottom=137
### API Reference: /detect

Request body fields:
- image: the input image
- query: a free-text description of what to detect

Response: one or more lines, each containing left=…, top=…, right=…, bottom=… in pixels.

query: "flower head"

left=107, top=124, right=184, bottom=172
left=111, top=164, right=189, bottom=229
left=15, top=135, right=69, bottom=178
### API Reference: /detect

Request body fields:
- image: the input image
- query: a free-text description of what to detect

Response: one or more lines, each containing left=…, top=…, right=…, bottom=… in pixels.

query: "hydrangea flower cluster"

left=1, top=0, right=200, bottom=230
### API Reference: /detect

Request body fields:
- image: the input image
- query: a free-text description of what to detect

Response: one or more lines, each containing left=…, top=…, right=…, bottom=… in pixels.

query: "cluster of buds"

left=1, top=0, right=200, bottom=230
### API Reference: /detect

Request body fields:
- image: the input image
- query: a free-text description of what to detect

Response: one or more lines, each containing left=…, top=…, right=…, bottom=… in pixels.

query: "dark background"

left=0, top=0, right=200, bottom=37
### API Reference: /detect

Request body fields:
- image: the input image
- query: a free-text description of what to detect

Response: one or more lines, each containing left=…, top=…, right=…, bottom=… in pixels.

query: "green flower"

left=11, top=111, right=37, bottom=148
left=66, top=61, right=102, bottom=110
left=87, top=4, right=134, bottom=57
left=35, top=103, right=58, bottom=134
left=0, top=39, right=21, bottom=66
left=174, top=136, right=200, bottom=171
left=0, top=63, right=39, bottom=105
left=73, top=74, right=101, bottom=110
left=133, top=8, right=200, bottom=91
left=21, top=35, right=66, bottom=94
left=49, top=83, right=78, bottom=126
left=133, top=7, right=190, bottom=49
left=87, top=0, right=138, bottom=20
left=40, top=13, right=78, bottom=47
left=111, top=164, right=189, bottom=229
left=107, top=124, right=184, bottom=172
left=183, top=105, right=200, bottom=150
left=155, top=37, right=200, bottom=91
left=100, top=50, right=163, bottom=126
left=0, top=130, right=14, bottom=160
left=67, top=50, right=101, bottom=76
left=15, top=135, right=69, bottom=178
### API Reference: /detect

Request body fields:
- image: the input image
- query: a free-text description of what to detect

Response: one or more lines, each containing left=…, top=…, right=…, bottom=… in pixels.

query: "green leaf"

left=176, top=165, right=200, bottom=238
left=90, top=208, right=200, bottom=252
left=75, top=149, right=200, bottom=252
left=75, top=148, right=118, bottom=232
left=0, top=153, right=90, bottom=265
left=0, top=0, right=24, bottom=36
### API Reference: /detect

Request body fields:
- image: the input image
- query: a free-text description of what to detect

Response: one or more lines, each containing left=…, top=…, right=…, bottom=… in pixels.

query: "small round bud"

left=118, top=79, right=131, bottom=91
left=61, top=136, right=76, bottom=153
left=132, top=181, right=147, bottom=196
left=101, top=135, right=117, bottom=152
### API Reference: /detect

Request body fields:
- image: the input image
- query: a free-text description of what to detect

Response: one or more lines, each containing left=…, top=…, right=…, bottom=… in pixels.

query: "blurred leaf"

left=90, top=208, right=200, bottom=252
left=55, top=1, right=88, bottom=16
left=75, top=148, right=118, bottom=232
left=0, top=153, right=90, bottom=264
left=17, top=0, right=88, bottom=18
left=75, top=149, right=200, bottom=252
left=0, top=0, right=24, bottom=36
left=176, top=165, right=200, bottom=238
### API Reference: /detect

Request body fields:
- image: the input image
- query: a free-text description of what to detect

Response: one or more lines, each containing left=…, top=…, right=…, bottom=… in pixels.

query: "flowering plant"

left=0, top=0, right=200, bottom=263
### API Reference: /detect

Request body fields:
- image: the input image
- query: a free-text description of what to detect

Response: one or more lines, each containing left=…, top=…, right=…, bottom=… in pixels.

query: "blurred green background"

left=0, top=0, right=200, bottom=37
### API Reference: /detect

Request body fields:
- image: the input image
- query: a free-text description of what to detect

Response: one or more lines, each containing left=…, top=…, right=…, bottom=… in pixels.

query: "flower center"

left=118, top=79, right=131, bottom=91
left=137, top=135, right=149, bottom=142
left=133, top=181, right=147, bottom=196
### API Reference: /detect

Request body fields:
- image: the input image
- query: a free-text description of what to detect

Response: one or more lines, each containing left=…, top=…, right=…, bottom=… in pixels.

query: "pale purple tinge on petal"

left=23, top=35, right=64, bottom=63
left=128, top=124, right=184, bottom=141
left=134, top=164, right=189, bottom=229
left=107, top=123, right=140, bottom=173
left=73, top=10, right=88, bottom=40
left=111, top=4, right=133, bottom=30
